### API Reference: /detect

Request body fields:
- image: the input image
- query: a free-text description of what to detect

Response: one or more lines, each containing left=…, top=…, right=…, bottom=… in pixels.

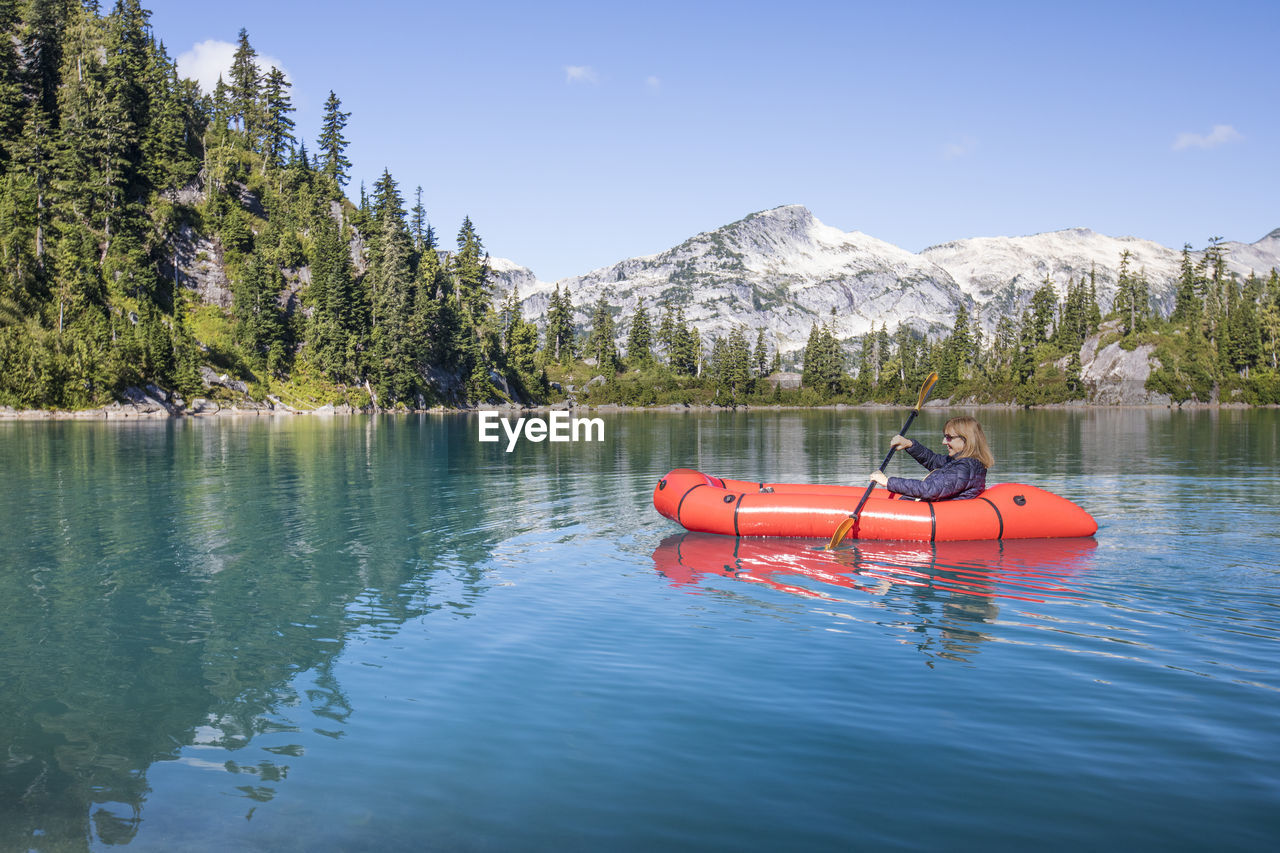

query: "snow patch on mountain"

left=488, top=206, right=1280, bottom=357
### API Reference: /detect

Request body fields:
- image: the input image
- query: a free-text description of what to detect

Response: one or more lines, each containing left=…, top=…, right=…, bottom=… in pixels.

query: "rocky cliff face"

left=1078, top=322, right=1172, bottom=405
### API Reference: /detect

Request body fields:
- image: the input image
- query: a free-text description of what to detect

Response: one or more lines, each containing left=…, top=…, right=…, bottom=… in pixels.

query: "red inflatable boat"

left=653, top=468, right=1098, bottom=541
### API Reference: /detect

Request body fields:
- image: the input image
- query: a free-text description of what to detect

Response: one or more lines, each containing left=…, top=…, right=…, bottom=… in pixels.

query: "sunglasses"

left=942, top=433, right=962, bottom=442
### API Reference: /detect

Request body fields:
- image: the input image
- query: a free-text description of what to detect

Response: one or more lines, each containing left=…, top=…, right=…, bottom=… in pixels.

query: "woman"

left=869, top=416, right=993, bottom=501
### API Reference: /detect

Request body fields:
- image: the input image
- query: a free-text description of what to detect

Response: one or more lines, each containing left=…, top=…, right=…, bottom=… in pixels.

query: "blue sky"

left=146, top=0, right=1279, bottom=281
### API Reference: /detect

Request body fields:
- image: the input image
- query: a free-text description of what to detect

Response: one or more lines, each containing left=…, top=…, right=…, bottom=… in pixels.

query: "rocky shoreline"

left=2, top=396, right=1263, bottom=421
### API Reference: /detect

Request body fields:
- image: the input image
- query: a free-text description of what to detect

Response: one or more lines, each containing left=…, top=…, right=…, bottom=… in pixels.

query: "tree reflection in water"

left=0, top=417, right=498, bottom=851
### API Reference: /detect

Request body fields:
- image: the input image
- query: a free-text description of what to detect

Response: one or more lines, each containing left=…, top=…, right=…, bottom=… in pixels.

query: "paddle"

left=823, top=371, right=939, bottom=550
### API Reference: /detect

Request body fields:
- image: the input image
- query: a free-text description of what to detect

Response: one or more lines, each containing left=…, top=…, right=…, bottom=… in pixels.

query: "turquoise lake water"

left=1, top=409, right=1278, bottom=851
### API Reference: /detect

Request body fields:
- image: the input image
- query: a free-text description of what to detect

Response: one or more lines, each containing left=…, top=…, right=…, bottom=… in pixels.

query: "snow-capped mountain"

left=488, top=206, right=1280, bottom=355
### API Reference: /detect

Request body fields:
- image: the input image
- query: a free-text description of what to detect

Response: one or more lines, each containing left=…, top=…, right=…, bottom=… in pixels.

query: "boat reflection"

left=653, top=533, right=1099, bottom=662
left=654, top=534, right=1098, bottom=604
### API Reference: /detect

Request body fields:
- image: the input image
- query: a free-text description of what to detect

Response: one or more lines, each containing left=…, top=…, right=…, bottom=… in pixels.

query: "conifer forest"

left=2, top=2, right=1278, bottom=412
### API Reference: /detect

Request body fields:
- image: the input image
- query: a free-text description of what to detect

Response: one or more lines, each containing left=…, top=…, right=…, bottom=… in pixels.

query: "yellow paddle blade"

left=824, top=516, right=857, bottom=550
left=916, top=371, right=939, bottom=411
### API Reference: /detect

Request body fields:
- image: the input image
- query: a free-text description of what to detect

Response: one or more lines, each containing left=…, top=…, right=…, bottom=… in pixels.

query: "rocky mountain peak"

left=486, top=210, right=1280, bottom=358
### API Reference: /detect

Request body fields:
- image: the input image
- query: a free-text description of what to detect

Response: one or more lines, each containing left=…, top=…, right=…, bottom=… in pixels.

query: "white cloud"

left=942, top=136, right=977, bottom=160
left=175, top=40, right=291, bottom=95
left=1173, top=124, right=1242, bottom=151
left=646, top=75, right=661, bottom=92
left=564, top=65, right=599, bottom=85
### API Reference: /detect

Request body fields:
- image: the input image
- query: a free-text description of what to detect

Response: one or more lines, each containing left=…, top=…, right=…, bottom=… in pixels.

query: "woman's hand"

left=869, top=470, right=889, bottom=487
left=888, top=435, right=913, bottom=451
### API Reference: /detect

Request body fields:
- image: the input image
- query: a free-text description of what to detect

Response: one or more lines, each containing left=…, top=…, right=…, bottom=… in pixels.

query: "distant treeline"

left=1, top=3, right=1277, bottom=411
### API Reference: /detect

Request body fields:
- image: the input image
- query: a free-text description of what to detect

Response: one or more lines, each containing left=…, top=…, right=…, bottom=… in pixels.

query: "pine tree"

left=409, top=186, right=427, bottom=252
left=0, top=0, right=23, bottom=177
left=991, top=314, right=1017, bottom=382
left=500, top=286, right=538, bottom=377
left=1172, top=244, right=1200, bottom=324
left=227, top=28, right=258, bottom=143
left=1028, top=278, right=1057, bottom=344
left=305, top=213, right=352, bottom=380
left=1112, top=250, right=1151, bottom=336
left=18, top=0, right=74, bottom=120
left=364, top=169, right=422, bottom=403
left=626, top=300, right=652, bottom=366
left=209, top=75, right=230, bottom=136
left=410, top=234, right=447, bottom=365
left=656, top=308, right=676, bottom=362
left=452, top=215, right=489, bottom=321
left=1086, top=265, right=1102, bottom=332
left=318, top=90, right=351, bottom=190
left=232, top=248, right=286, bottom=376
left=722, top=325, right=751, bottom=399
left=141, top=42, right=200, bottom=192
left=939, top=304, right=974, bottom=389
left=663, top=307, right=699, bottom=376
left=1261, top=270, right=1280, bottom=371
left=584, top=292, right=619, bottom=371
left=1014, top=309, right=1036, bottom=383
left=801, top=320, right=843, bottom=395
left=545, top=283, right=575, bottom=364
left=1224, top=273, right=1263, bottom=377
left=260, top=66, right=295, bottom=174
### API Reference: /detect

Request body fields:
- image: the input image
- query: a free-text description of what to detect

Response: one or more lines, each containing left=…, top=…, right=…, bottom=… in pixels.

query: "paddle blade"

left=824, top=516, right=857, bottom=550
left=916, top=371, right=939, bottom=411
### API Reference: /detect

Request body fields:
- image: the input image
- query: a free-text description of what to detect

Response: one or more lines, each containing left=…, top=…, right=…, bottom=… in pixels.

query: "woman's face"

left=942, top=428, right=965, bottom=457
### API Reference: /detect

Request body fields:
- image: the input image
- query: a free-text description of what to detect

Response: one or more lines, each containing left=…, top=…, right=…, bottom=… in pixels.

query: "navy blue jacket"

left=886, top=440, right=987, bottom=501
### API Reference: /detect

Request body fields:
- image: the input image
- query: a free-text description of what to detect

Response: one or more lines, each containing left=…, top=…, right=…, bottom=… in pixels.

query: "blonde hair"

left=945, top=416, right=994, bottom=469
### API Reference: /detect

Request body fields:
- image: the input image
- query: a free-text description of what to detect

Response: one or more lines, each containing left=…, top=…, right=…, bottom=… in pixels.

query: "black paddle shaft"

left=848, top=407, right=922, bottom=519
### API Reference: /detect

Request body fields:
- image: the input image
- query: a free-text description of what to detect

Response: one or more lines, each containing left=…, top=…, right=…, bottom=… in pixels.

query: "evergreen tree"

left=1261, top=270, right=1280, bottom=371
left=305, top=212, right=355, bottom=380
left=1013, top=309, right=1036, bottom=383
left=1054, top=276, right=1094, bottom=354
left=1224, top=273, right=1263, bottom=377
left=584, top=292, right=619, bottom=371
left=409, top=185, right=427, bottom=252
left=990, top=314, right=1018, bottom=382
left=141, top=43, right=201, bottom=192
left=1086, top=265, right=1102, bottom=331
left=1028, top=278, right=1057, bottom=344
left=501, top=286, right=538, bottom=377
left=260, top=66, right=295, bottom=174
left=1172, top=244, right=1201, bottom=324
left=939, top=304, right=974, bottom=389
left=721, top=325, right=751, bottom=399
left=411, top=235, right=447, bottom=365
left=317, top=90, right=351, bottom=190
left=451, top=215, right=489, bottom=321
left=660, top=306, right=699, bottom=376
left=0, top=0, right=24, bottom=176
left=801, top=320, right=843, bottom=395
left=18, top=0, right=74, bottom=121
left=227, top=27, right=258, bottom=142
left=656, top=307, right=677, bottom=362
left=544, top=283, right=575, bottom=364
left=366, top=169, right=421, bottom=403
left=232, top=248, right=286, bottom=376
left=1112, top=250, right=1151, bottom=336
left=626, top=300, right=652, bottom=366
